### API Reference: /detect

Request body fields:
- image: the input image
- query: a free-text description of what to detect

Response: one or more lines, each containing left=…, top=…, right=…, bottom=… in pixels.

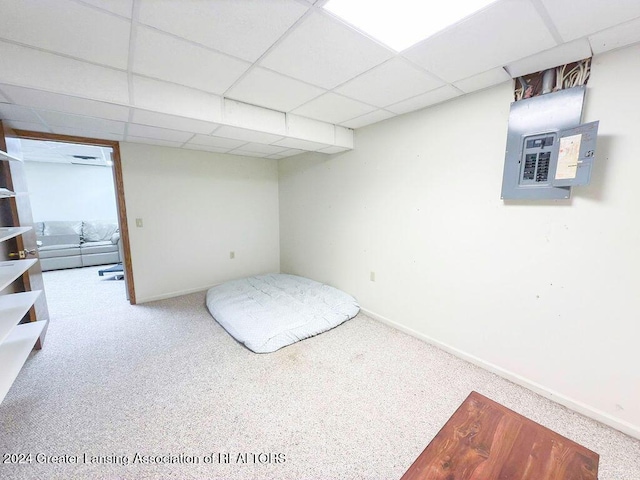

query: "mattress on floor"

left=206, top=273, right=360, bottom=353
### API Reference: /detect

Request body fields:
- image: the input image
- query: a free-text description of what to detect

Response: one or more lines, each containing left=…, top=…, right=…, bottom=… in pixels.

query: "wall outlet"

left=230, top=251, right=235, bottom=259
left=135, top=218, right=143, bottom=228
left=370, top=271, right=375, bottom=282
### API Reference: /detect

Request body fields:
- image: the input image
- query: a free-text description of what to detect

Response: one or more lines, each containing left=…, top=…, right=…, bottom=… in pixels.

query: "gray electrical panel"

left=501, top=86, right=599, bottom=200
left=519, top=133, right=556, bottom=186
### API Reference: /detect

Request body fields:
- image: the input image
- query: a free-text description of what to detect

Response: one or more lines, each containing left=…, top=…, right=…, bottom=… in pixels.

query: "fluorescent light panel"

left=324, top=0, right=497, bottom=51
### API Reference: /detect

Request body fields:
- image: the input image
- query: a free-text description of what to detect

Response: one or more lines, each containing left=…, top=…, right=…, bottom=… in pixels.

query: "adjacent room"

left=20, top=140, right=126, bottom=316
left=0, top=1, right=639, bottom=479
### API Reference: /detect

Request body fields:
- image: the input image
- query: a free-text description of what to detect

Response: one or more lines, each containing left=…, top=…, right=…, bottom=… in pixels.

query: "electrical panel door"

left=548, top=121, right=599, bottom=187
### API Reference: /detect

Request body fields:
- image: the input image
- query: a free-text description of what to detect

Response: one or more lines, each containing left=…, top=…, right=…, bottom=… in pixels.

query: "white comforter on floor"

left=205, top=273, right=360, bottom=353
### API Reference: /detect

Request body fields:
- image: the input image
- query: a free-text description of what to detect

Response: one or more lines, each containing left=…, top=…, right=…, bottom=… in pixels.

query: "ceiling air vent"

left=70, top=155, right=106, bottom=166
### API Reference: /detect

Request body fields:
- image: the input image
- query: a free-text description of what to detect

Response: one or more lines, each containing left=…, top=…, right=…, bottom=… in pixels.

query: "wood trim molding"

left=12, top=130, right=137, bottom=304
left=13, top=130, right=119, bottom=147
left=110, top=142, right=136, bottom=304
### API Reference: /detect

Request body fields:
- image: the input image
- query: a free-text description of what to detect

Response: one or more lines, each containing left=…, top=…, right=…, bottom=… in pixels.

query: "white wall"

left=24, top=161, right=117, bottom=222
left=120, top=143, right=280, bottom=303
left=279, top=44, right=640, bottom=439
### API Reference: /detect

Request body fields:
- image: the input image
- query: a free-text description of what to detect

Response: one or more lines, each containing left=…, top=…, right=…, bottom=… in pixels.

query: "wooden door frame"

left=12, top=130, right=137, bottom=304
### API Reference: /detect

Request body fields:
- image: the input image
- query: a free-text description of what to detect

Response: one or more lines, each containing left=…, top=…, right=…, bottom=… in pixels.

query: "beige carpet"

left=0, top=266, right=638, bottom=479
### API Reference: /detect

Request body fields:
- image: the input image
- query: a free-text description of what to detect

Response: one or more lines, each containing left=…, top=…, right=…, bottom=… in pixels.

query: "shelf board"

left=0, top=291, right=42, bottom=344
left=0, top=188, right=16, bottom=198
left=0, top=259, right=38, bottom=291
left=0, top=150, right=22, bottom=162
left=0, top=226, right=32, bottom=243
left=0, top=320, right=47, bottom=404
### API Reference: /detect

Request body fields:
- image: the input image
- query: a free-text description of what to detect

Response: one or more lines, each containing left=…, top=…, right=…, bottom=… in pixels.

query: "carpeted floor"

left=0, top=266, right=638, bottom=479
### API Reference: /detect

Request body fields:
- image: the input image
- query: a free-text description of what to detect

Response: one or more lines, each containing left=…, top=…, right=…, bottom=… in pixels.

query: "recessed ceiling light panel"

left=323, top=0, right=497, bottom=51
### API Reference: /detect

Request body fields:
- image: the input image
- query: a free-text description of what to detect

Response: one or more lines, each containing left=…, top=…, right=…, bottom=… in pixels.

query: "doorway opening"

left=14, top=131, right=135, bottom=309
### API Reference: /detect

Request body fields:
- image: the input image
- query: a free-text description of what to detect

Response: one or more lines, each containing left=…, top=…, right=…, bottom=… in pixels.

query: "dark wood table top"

left=401, top=391, right=599, bottom=480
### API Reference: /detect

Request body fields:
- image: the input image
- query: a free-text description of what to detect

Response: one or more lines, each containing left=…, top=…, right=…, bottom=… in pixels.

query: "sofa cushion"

left=82, top=251, right=119, bottom=267
left=41, top=256, right=82, bottom=271
left=39, top=245, right=81, bottom=258
left=80, top=241, right=118, bottom=255
left=43, top=221, right=82, bottom=236
left=38, top=234, right=81, bottom=247
left=83, top=221, right=118, bottom=242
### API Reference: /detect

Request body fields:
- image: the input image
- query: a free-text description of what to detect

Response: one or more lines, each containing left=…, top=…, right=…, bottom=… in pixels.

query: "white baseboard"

left=135, top=283, right=220, bottom=304
left=361, top=307, right=640, bottom=441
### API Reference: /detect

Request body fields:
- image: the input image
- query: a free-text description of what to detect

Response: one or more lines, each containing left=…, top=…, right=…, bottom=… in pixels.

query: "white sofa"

left=35, top=220, right=120, bottom=271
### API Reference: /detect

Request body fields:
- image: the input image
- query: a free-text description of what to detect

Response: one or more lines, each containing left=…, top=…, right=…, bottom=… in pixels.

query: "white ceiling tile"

left=138, top=0, right=308, bottom=62
left=265, top=154, right=286, bottom=159
left=0, top=85, right=130, bottom=121
left=541, top=0, right=640, bottom=42
left=127, top=124, right=194, bottom=143
left=132, top=76, right=222, bottom=123
left=386, top=85, right=462, bottom=115
left=49, top=126, right=123, bottom=141
left=0, top=90, right=7, bottom=102
left=453, top=67, right=512, bottom=93
left=506, top=39, right=593, bottom=78
left=0, top=0, right=131, bottom=69
left=226, top=67, right=325, bottom=112
left=131, top=109, right=218, bottom=134
left=77, top=0, right=133, bottom=18
left=125, top=137, right=184, bottom=148
left=272, top=137, right=329, bottom=151
left=187, top=134, right=247, bottom=150
left=36, top=110, right=126, bottom=134
left=212, top=125, right=284, bottom=145
left=292, top=93, right=376, bottom=124
left=183, top=144, right=231, bottom=154
left=340, top=109, right=396, bottom=129
left=0, top=42, right=129, bottom=103
left=0, top=104, right=40, bottom=123
left=404, top=1, right=556, bottom=82
left=589, top=17, right=640, bottom=55
left=335, top=58, right=444, bottom=107
left=287, top=114, right=335, bottom=144
left=317, top=146, right=350, bottom=154
left=133, top=27, right=250, bottom=94
left=261, top=11, right=393, bottom=89
left=234, top=143, right=289, bottom=155
left=2, top=120, right=50, bottom=133
left=228, top=149, right=269, bottom=158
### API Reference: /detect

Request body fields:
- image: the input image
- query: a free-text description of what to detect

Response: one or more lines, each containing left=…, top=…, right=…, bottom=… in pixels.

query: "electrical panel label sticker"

left=555, top=134, right=582, bottom=180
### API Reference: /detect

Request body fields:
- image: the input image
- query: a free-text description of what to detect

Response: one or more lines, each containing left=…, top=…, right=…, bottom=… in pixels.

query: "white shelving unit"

left=0, top=188, right=16, bottom=198
left=0, top=259, right=38, bottom=291
left=0, top=150, right=22, bottom=162
left=0, top=226, right=32, bottom=243
left=1, top=149, right=19, bottom=198
left=0, top=290, right=42, bottom=343
left=0, top=147, right=46, bottom=404
left=0, top=321, right=47, bottom=403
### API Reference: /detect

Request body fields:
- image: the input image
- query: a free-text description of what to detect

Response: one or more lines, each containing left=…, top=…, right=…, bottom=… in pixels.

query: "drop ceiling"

left=0, top=0, right=638, bottom=159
